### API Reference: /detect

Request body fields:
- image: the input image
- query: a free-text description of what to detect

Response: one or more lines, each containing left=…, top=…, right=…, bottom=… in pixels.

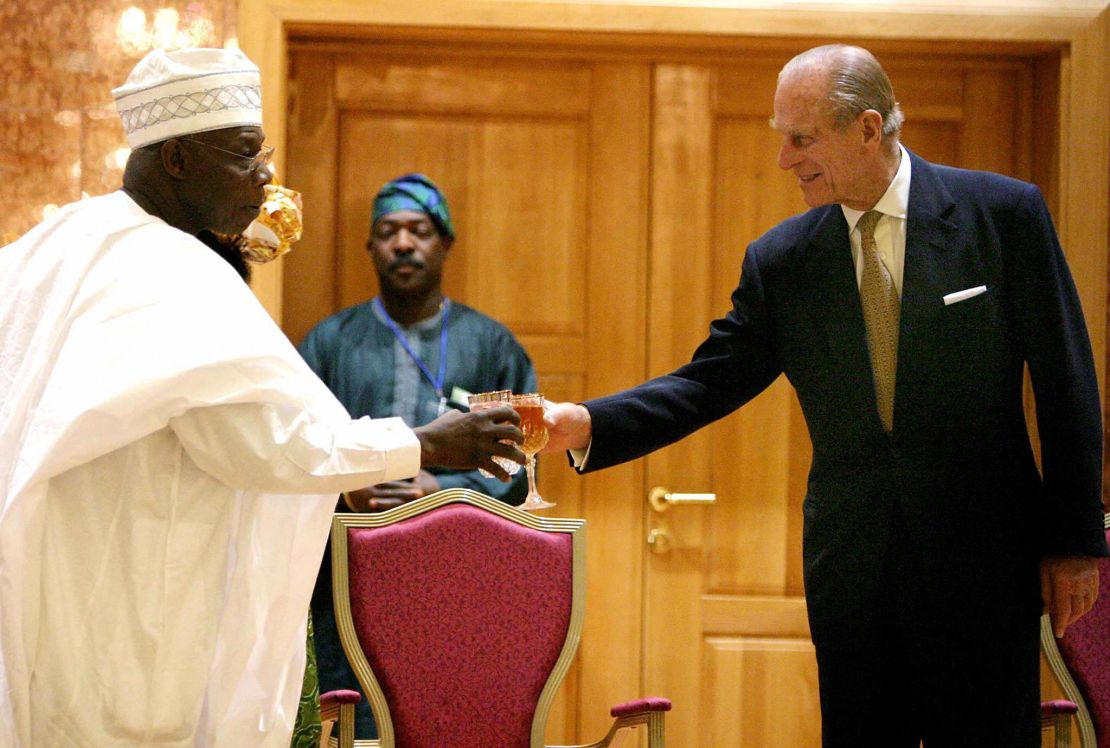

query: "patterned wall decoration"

left=0, top=0, right=238, bottom=245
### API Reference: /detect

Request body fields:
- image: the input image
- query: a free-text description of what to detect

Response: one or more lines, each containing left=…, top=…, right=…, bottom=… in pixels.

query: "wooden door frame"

left=240, top=0, right=1108, bottom=739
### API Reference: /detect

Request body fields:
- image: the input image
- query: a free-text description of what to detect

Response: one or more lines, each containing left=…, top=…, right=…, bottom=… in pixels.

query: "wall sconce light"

left=116, top=5, right=215, bottom=55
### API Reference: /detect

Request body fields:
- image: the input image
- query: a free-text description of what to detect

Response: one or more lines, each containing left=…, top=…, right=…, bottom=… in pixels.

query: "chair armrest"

left=550, top=697, right=672, bottom=748
left=610, top=697, right=672, bottom=718
left=1040, top=699, right=1079, bottom=717
left=320, top=689, right=361, bottom=722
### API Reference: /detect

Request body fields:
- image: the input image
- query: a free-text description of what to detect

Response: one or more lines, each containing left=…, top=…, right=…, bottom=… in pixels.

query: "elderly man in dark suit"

left=544, top=44, right=1107, bottom=746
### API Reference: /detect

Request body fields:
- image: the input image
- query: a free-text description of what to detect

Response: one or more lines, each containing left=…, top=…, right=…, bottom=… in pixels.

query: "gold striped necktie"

left=857, top=209, right=899, bottom=432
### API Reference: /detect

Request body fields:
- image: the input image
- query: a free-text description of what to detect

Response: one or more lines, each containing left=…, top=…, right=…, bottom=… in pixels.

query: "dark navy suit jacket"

left=583, top=151, right=1107, bottom=648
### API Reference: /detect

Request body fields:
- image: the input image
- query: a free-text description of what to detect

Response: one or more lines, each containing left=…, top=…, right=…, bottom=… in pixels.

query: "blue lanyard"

left=374, top=297, right=451, bottom=412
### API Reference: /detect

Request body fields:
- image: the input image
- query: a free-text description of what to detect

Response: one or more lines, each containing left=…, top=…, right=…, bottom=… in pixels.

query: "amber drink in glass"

left=511, top=393, right=553, bottom=510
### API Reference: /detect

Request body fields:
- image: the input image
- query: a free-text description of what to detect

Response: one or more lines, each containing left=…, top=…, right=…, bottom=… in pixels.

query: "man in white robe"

left=0, top=47, right=523, bottom=747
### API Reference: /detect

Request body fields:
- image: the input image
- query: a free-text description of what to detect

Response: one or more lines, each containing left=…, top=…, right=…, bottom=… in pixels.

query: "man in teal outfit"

left=299, top=173, right=536, bottom=738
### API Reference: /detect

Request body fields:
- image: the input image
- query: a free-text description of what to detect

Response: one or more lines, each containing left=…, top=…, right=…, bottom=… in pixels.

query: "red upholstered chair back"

left=1043, top=518, right=1110, bottom=748
left=331, top=489, right=584, bottom=748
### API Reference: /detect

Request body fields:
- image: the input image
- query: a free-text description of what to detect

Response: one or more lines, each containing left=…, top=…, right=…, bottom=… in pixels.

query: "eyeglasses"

left=180, top=138, right=275, bottom=174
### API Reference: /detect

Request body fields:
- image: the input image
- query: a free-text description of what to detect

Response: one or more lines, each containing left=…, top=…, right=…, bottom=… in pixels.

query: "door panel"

left=705, top=636, right=822, bottom=747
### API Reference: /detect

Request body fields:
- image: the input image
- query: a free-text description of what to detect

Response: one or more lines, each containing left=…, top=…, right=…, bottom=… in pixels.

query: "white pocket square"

left=943, top=285, right=988, bottom=306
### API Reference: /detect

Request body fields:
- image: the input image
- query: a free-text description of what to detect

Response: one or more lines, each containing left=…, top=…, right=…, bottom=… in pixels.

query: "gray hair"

left=780, top=45, right=904, bottom=140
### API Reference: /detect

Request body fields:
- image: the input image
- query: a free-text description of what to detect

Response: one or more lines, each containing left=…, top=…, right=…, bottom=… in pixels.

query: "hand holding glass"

left=466, top=390, right=522, bottom=478
left=511, top=393, right=554, bottom=510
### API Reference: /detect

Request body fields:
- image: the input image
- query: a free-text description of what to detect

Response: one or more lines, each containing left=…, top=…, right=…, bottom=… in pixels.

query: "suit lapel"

left=797, top=154, right=962, bottom=434
left=895, top=153, right=959, bottom=421
left=802, top=207, right=880, bottom=423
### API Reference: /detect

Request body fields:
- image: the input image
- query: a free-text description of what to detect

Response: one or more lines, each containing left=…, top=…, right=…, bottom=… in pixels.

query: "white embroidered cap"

left=113, top=47, right=262, bottom=149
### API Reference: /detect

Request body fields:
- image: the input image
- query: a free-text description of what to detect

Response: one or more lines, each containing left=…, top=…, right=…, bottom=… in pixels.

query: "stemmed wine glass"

left=467, top=390, right=522, bottom=479
left=511, top=393, right=554, bottom=511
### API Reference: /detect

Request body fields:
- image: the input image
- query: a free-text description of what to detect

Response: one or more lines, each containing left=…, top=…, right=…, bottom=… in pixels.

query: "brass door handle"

left=648, top=486, right=717, bottom=513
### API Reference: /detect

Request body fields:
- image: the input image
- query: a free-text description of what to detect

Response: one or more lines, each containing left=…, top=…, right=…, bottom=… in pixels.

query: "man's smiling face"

left=771, top=70, right=875, bottom=211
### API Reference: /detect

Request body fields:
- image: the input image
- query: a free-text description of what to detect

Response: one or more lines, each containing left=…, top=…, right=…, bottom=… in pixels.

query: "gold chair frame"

left=329, top=488, right=587, bottom=748
left=1039, top=512, right=1110, bottom=748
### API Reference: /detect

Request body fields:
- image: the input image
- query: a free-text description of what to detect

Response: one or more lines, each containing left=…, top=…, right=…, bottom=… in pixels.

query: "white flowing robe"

left=0, top=192, right=421, bottom=747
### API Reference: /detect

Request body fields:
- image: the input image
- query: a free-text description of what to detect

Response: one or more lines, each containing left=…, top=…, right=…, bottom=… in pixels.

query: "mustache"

left=388, top=258, right=425, bottom=272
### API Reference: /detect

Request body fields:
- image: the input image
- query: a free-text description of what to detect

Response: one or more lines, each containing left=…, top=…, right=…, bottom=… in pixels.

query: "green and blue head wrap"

left=371, top=173, right=455, bottom=240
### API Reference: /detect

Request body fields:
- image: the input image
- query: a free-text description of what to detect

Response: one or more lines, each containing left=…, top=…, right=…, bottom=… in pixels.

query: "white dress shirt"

left=840, top=144, right=912, bottom=296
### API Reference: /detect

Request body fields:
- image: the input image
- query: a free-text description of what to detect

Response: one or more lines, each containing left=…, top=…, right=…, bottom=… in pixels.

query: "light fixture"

left=116, top=5, right=215, bottom=55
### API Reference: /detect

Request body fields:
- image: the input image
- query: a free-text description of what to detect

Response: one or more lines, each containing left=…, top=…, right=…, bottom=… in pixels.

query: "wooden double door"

left=284, top=32, right=1046, bottom=747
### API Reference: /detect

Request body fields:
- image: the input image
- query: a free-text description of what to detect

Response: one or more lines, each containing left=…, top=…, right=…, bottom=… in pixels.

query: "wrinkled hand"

left=413, top=406, right=524, bottom=481
left=541, top=401, right=592, bottom=453
left=1041, top=556, right=1100, bottom=638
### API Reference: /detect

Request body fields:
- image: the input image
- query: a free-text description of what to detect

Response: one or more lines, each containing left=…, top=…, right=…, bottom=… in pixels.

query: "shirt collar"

left=841, top=143, right=911, bottom=232
left=371, top=297, right=448, bottom=333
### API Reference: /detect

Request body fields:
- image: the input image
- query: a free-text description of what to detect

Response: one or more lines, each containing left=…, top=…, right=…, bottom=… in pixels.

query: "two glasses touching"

left=467, top=390, right=553, bottom=511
